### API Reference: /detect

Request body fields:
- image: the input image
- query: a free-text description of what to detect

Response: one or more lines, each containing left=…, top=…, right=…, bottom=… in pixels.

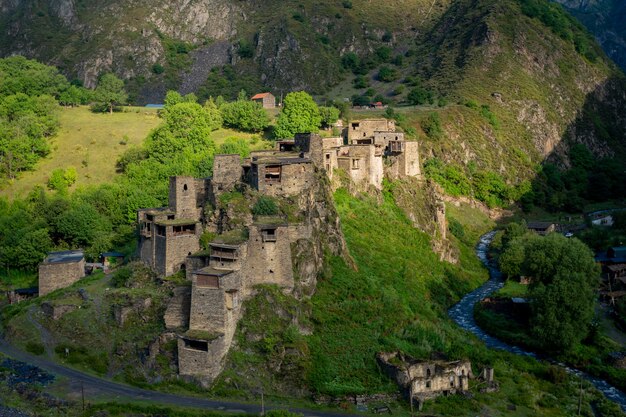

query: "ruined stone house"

left=137, top=120, right=422, bottom=385
left=377, top=352, right=473, bottom=402
left=38, top=250, right=86, bottom=296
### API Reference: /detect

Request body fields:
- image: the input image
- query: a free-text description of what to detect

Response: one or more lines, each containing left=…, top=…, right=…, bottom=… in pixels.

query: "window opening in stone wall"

left=426, top=381, right=431, bottom=389
left=156, top=225, right=166, bottom=236
left=173, top=224, right=196, bottom=236
left=183, top=338, right=208, bottom=352
left=450, top=376, right=455, bottom=387
left=262, top=228, right=277, bottom=242
left=167, top=214, right=175, bottom=220
left=352, top=159, right=360, bottom=170
left=146, top=214, right=154, bottom=221
left=183, top=184, right=188, bottom=191
left=265, top=165, right=281, bottom=182
left=426, top=368, right=431, bottom=377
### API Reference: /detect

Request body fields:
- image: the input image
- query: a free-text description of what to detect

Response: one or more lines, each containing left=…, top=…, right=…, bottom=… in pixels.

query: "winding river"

left=448, top=231, right=626, bottom=411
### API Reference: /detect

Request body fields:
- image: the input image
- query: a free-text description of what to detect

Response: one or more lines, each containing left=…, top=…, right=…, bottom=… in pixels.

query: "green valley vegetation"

left=93, top=73, right=128, bottom=114
left=476, top=223, right=626, bottom=396
left=499, top=230, right=599, bottom=351
left=0, top=87, right=271, bottom=279
left=219, top=91, right=270, bottom=132
left=0, top=57, right=66, bottom=181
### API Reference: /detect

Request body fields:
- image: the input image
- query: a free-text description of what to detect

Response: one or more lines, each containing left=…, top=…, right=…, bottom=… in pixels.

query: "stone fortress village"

left=34, top=117, right=492, bottom=400
left=134, top=118, right=423, bottom=384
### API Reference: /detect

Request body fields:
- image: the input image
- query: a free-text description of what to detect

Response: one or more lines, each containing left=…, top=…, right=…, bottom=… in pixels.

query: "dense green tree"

left=0, top=56, right=69, bottom=98
left=274, top=91, right=321, bottom=139
left=58, top=85, right=90, bottom=107
left=54, top=203, right=112, bottom=247
left=0, top=94, right=59, bottom=179
left=500, top=233, right=599, bottom=351
left=407, top=86, right=434, bottom=105
left=94, top=73, right=128, bottom=114
left=220, top=98, right=268, bottom=132
left=377, top=66, right=398, bottom=82
left=319, top=106, right=340, bottom=128
left=163, top=91, right=197, bottom=108
left=219, top=137, right=251, bottom=158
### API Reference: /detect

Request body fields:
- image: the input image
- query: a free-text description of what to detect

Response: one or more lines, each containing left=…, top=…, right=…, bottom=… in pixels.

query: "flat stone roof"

left=195, top=267, right=233, bottom=277
left=252, top=157, right=311, bottom=166
left=43, top=250, right=84, bottom=264
left=156, top=218, right=198, bottom=226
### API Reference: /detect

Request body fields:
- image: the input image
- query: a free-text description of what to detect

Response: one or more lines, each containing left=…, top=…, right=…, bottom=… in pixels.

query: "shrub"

left=26, top=342, right=45, bottom=355
left=353, top=75, right=369, bottom=89
left=448, top=218, right=465, bottom=240
left=252, top=196, right=279, bottom=216
left=237, top=39, right=254, bottom=59
left=421, top=112, right=443, bottom=140
left=342, top=0, right=352, bottom=8
left=377, top=66, right=398, bottom=82
left=47, top=168, right=69, bottom=190
left=64, top=167, right=78, bottom=186
left=151, top=63, right=164, bottom=74
left=408, top=86, right=434, bottom=105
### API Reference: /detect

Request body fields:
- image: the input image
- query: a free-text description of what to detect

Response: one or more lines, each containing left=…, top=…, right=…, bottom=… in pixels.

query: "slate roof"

left=43, top=250, right=84, bottom=264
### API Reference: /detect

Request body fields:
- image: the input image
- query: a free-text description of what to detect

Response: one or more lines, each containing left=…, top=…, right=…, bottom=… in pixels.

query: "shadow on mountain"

left=519, top=75, right=626, bottom=215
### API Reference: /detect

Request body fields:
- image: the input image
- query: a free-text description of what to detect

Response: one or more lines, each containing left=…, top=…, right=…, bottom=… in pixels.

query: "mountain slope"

left=553, top=0, right=626, bottom=71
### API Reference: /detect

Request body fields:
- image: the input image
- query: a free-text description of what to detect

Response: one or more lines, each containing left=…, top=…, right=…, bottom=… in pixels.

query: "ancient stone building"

left=38, top=250, right=85, bottom=296
left=346, top=119, right=396, bottom=143
left=138, top=176, right=206, bottom=277
left=377, top=352, right=473, bottom=403
left=138, top=119, right=422, bottom=385
left=290, top=119, right=421, bottom=190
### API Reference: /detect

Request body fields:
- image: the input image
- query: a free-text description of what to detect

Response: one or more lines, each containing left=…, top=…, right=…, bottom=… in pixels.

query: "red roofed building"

left=251, top=92, right=276, bottom=109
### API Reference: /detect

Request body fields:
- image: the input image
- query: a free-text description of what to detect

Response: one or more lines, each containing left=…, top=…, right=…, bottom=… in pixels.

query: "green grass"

left=0, top=270, right=37, bottom=290
left=496, top=280, right=529, bottom=298
left=0, top=107, right=269, bottom=199
left=1, top=106, right=161, bottom=198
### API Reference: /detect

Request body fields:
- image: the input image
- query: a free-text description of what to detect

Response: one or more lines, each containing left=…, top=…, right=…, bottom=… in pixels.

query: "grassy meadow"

left=0, top=106, right=262, bottom=199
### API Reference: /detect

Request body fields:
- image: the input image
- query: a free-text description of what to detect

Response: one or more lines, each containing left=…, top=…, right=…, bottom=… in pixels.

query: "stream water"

left=448, top=231, right=626, bottom=411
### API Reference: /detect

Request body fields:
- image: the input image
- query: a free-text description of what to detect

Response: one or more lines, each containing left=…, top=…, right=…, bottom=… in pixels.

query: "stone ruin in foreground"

left=137, top=120, right=423, bottom=384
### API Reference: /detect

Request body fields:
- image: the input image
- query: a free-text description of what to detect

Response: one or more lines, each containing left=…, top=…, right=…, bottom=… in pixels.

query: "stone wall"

left=169, top=176, right=203, bottom=219
left=164, top=227, right=201, bottom=276
left=244, top=225, right=295, bottom=290
left=386, top=141, right=421, bottom=180
left=337, top=145, right=384, bottom=190
left=177, top=334, right=232, bottom=385
left=253, top=161, right=315, bottom=197
left=212, top=154, right=242, bottom=193
left=377, top=352, right=472, bottom=402
left=38, top=260, right=85, bottom=296
left=188, top=270, right=240, bottom=333
left=347, top=119, right=396, bottom=142
left=164, top=286, right=192, bottom=329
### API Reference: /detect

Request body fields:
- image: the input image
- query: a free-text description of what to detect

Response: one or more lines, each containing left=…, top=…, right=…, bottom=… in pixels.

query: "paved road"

left=448, top=231, right=626, bottom=411
left=0, top=337, right=356, bottom=417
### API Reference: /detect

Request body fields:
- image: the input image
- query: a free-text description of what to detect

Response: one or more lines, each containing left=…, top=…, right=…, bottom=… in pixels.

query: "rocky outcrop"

left=391, top=178, right=459, bottom=264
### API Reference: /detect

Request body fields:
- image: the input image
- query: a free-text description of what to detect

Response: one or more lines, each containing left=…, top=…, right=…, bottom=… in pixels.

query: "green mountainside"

left=2, top=0, right=625, bottom=187
left=553, top=0, right=626, bottom=70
